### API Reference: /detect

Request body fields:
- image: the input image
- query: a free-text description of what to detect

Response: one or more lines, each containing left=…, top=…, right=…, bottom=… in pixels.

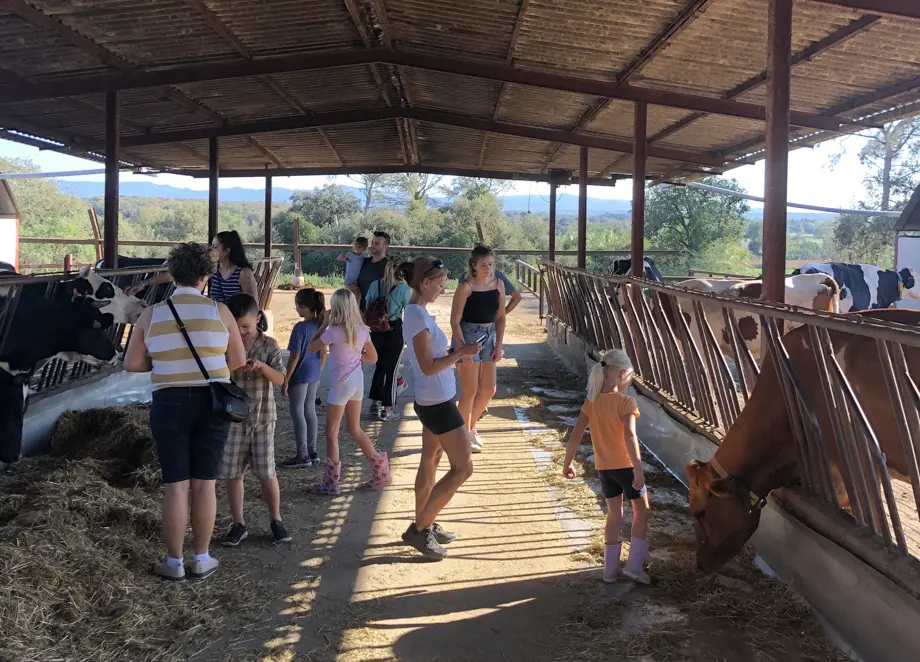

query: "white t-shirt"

left=402, top=304, right=456, bottom=405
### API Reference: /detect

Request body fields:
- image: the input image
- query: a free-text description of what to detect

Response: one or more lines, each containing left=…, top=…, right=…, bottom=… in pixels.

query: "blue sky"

left=0, top=133, right=873, bottom=211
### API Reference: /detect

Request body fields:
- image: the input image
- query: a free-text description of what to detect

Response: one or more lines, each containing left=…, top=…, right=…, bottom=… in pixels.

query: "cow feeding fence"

left=540, top=260, right=920, bottom=572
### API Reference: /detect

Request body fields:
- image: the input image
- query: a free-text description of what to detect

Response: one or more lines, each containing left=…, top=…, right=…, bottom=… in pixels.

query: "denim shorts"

left=150, top=387, right=231, bottom=483
left=459, top=320, right=495, bottom=363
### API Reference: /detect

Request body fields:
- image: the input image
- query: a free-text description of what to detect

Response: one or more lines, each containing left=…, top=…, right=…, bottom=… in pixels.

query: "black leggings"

left=369, top=322, right=404, bottom=407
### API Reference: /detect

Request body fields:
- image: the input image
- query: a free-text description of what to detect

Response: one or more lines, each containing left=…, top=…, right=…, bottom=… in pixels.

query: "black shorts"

left=150, top=387, right=231, bottom=483
left=414, top=399, right=465, bottom=435
left=598, top=468, right=647, bottom=501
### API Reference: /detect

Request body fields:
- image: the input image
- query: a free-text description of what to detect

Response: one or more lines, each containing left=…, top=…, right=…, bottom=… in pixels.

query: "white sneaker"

left=396, top=378, right=408, bottom=396
left=470, top=432, right=484, bottom=454
left=188, top=556, right=219, bottom=580
left=154, top=559, right=186, bottom=582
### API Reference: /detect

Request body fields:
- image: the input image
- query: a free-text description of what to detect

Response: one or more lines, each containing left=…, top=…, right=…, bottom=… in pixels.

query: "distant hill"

left=59, top=179, right=838, bottom=221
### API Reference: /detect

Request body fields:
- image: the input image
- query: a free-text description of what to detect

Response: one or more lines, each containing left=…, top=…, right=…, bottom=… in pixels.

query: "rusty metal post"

left=103, top=90, right=119, bottom=269
left=63, top=254, right=72, bottom=273
left=208, top=136, right=219, bottom=243
left=577, top=146, right=588, bottom=269
left=292, top=216, right=303, bottom=286
left=548, top=181, right=557, bottom=262
left=264, top=174, right=273, bottom=258
left=632, top=102, right=647, bottom=278
left=762, top=0, right=792, bottom=304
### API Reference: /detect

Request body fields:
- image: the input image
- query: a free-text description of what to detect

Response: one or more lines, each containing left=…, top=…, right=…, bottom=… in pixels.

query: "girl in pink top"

left=307, top=289, right=390, bottom=495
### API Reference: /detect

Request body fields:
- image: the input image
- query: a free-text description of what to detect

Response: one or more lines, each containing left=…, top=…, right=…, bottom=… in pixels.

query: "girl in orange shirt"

left=563, top=349, right=651, bottom=584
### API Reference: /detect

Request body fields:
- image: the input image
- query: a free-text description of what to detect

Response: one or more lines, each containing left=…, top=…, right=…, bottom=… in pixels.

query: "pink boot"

left=311, top=458, right=341, bottom=495
left=362, top=452, right=392, bottom=489
left=622, top=537, right=651, bottom=584
left=603, top=543, right=622, bottom=583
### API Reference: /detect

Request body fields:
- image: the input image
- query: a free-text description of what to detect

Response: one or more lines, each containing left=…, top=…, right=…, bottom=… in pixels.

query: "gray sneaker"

left=187, top=556, right=219, bottom=580
left=154, top=559, right=186, bottom=582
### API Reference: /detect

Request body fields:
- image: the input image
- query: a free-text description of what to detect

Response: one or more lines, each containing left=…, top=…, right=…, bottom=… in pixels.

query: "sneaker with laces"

left=470, top=432, right=483, bottom=454
left=396, top=378, right=408, bottom=396
left=402, top=523, right=448, bottom=560
left=271, top=520, right=292, bottom=544
left=221, top=522, right=248, bottom=547
left=154, top=559, right=186, bottom=581
left=188, top=556, right=219, bottom=580
left=431, top=522, right=456, bottom=544
left=379, top=409, right=401, bottom=422
left=308, top=453, right=321, bottom=465
left=281, top=456, right=312, bottom=469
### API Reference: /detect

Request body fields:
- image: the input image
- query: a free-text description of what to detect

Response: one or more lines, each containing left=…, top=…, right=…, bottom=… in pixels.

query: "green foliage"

left=645, top=177, right=750, bottom=267
left=291, top=184, right=361, bottom=226
left=833, top=214, right=896, bottom=267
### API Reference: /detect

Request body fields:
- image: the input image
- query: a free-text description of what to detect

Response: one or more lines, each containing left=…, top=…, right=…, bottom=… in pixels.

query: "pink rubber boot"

left=362, top=452, right=392, bottom=489
left=603, top=543, right=622, bottom=583
left=623, top=537, right=651, bottom=584
left=311, top=458, right=341, bottom=496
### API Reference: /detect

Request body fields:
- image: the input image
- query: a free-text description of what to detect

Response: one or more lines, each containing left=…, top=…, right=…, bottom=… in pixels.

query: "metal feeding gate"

left=541, top=260, right=920, bottom=566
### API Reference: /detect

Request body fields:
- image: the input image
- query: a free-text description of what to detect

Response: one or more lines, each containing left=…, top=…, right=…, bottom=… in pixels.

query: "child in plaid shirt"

left=219, top=293, right=292, bottom=546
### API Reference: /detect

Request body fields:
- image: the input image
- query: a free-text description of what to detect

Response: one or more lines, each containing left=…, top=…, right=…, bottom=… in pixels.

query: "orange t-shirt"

left=582, top=391, right=640, bottom=470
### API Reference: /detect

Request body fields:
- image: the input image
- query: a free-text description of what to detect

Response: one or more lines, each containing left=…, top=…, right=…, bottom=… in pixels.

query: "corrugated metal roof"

left=1, top=0, right=919, bottom=181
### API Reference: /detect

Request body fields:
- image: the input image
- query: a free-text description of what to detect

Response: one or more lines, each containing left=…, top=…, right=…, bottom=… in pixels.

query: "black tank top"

left=462, top=289, right=500, bottom=324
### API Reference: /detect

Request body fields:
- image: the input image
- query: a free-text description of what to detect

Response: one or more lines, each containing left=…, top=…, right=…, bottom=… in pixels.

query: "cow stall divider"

left=540, top=259, right=920, bottom=575
left=514, top=259, right=546, bottom=320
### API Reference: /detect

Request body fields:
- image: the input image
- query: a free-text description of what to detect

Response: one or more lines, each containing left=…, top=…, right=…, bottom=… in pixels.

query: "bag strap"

left=166, top=298, right=212, bottom=382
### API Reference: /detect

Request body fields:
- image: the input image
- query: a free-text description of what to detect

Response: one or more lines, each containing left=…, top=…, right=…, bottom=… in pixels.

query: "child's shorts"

left=598, top=468, right=647, bottom=500
left=327, top=369, right=365, bottom=406
left=221, top=422, right=276, bottom=480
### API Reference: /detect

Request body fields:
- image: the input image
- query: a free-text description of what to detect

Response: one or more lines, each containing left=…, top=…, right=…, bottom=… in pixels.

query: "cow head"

left=687, top=459, right=764, bottom=573
left=900, top=268, right=920, bottom=300
left=67, top=266, right=146, bottom=323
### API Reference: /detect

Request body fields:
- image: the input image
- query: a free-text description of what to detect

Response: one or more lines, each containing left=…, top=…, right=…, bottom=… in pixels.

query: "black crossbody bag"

left=166, top=299, right=250, bottom=423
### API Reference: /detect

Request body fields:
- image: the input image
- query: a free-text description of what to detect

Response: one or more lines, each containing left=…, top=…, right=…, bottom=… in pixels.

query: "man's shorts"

left=221, top=422, right=277, bottom=480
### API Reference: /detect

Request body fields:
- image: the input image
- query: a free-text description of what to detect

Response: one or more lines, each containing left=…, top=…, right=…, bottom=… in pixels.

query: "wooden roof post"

left=208, top=136, right=219, bottom=243
left=578, top=145, right=588, bottom=269
left=632, top=101, right=648, bottom=278
left=763, top=0, right=792, bottom=304
left=548, top=181, right=557, bottom=262
left=103, top=90, right=119, bottom=269
left=264, top=174, right=273, bottom=258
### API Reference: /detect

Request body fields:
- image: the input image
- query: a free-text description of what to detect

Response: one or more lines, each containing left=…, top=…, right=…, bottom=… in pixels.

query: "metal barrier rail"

left=514, top=259, right=546, bottom=319
left=687, top=269, right=758, bottom=280
left=541, top=260, right=920, bottom=560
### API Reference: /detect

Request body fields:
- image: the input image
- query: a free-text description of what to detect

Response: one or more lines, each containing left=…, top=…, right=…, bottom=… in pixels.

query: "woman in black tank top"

left=450, top=245, right=507, bottom=453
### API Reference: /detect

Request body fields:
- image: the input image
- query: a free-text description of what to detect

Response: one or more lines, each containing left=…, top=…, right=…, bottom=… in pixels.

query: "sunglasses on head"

left=425, top=259, right=445, bottom=275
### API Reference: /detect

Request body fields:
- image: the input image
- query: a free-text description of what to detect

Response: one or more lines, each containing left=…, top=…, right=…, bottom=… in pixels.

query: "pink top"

left=321, top=325, right=370, bottom=385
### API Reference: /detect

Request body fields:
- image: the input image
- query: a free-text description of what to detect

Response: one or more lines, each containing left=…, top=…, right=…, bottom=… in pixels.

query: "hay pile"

left=0, top=406, right=260, bottom=662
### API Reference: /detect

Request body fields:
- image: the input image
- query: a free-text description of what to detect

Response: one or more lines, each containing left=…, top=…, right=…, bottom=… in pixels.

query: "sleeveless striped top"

left=210, top=265, right=242, bottom=304
left=145, top=287, right=231, bottom=390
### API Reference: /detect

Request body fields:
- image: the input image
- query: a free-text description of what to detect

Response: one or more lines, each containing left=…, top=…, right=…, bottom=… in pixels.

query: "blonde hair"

left=403, top=256, right=447, bottom=292
left=327, top=288, right=365, bottom=346
left=383, top=256, right=404, bottom=294
left=586, top=349, right=634, bottom=402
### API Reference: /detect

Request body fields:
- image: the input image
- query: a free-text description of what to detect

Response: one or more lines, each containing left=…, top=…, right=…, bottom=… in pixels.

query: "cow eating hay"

left=0, top=406, right=270, bottom=662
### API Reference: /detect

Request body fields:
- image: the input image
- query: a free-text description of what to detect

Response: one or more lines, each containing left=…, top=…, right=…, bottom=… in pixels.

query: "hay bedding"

left=0, top=406, right=267, bottom=662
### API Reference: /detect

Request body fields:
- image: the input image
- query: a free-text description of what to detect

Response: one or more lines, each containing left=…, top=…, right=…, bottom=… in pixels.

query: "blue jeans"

left=459, top=320, right=496, bottom=363
left=288, top=381, right=319, bottom=459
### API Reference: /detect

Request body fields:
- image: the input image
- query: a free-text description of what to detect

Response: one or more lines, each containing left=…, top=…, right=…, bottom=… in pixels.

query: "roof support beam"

left=103, top=91, right=119, bottom=269
left=169, top=164, right=626, bottom=185
left=0, top=48, right=876, bottom=133
left=810, top=0, right=920, bottom=20
left=599, top=13, right=880, bottom=176
left=116, top=106, right=728, bottom=167
left=481, top=0, right=532, bottom=168
left=541, top=0, right=713, bottom=172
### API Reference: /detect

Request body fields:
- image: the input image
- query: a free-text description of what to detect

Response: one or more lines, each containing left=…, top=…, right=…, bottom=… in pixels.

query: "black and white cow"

left=612, top=257, right=665, bottom=282
left=0, top=267, right=129, bottom=469
left=792, top=262, right=920, bottom=313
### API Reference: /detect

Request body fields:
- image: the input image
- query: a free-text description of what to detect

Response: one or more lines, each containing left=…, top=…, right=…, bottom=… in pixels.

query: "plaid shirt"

left=232, top=330, right=284, bottom=425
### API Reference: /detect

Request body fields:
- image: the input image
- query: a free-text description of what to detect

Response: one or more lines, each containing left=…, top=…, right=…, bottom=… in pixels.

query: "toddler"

left=220, top=293, right=291, bottom=546
left=562, top=349, right=651, bottom=584
left=338, top=236, right=368, bottom=292
left=282, top=288, right=327, bottom=468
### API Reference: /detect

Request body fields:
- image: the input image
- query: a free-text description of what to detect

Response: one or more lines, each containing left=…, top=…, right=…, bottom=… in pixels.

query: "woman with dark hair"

left=124, top=242, right=246, bottom=581
left=211, top=230, right=259, bottom=305
left=399, top=256, right=480, bottom=560
left=450, top=244, right=506, bottom=454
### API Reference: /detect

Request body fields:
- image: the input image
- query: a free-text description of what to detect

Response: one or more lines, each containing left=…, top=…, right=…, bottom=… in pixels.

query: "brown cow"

left=687, top=309, right=917, bottom=573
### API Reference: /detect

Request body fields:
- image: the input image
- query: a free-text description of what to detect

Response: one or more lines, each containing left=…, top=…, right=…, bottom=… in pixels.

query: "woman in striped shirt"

left=125, top=242, right=246, bottom=582
left=210, top=230, right=259, bottom=305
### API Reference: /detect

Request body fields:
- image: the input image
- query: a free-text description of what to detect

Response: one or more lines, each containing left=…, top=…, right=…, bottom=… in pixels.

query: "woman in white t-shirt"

left=399, top=256, right=481, bottom=560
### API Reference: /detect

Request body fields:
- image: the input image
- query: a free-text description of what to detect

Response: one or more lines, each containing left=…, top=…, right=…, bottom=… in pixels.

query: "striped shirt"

left=210, top=266, right=242, bottom=304
left=145, top=286, right=231, bottom=390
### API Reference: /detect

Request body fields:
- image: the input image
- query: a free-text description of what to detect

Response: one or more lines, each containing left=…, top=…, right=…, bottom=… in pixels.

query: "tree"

left=441, top=177, right=512, bottom=200
left=290, top=184, right=361, bottom=226
left=348, top=174, right=388, bottom=216
left=645, top=177, right=750, bottom=267
left=380, top=173, right=444, bottom=206
left=745, top=219, right=763, bottom=256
